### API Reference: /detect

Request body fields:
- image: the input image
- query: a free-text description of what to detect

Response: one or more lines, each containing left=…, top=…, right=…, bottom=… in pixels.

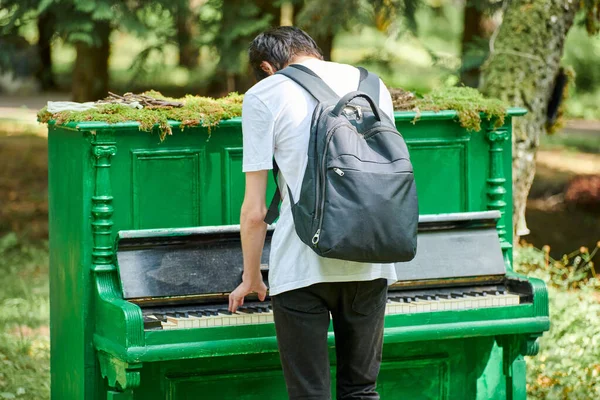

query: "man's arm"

left=228, top=170, right=269, bottom=312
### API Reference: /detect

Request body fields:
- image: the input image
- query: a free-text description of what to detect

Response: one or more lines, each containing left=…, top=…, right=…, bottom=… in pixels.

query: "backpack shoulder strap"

left=264, top=160, right=281, bottom=225
left=276, top=64, right=339, bottom=103
left=357, top=66, right=380, bottom=107
left=265, top=64, right=339, bottom=224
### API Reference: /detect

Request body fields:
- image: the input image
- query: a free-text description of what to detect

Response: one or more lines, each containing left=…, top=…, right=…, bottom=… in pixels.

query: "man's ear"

left=260, top=61, right=276, bottom=76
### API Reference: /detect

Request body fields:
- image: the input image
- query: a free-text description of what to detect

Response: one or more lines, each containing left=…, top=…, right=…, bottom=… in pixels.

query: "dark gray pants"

left=272, top=279, right=388, bottom=400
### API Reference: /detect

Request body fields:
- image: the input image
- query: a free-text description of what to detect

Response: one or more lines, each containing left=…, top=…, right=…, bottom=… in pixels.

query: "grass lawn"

left=0, top=235, right=49, bottom=400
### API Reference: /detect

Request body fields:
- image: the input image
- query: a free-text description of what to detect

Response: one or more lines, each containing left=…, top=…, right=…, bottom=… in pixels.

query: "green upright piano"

left=47, top=108, right=550, bottom=399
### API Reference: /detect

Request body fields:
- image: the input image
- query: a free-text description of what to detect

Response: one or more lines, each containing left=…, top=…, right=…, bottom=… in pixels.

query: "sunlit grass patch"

left=0, top=234, right=50, bottom=400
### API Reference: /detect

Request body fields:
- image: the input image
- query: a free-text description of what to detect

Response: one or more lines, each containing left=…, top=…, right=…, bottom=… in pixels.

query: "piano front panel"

left=108, top=125, right=277, bottom=234
left=407, top=138, right=470, bottom=213
left=105, top=116, right=507, bottom=238
left=128, top=335, right=506, bottom=400
left=130, top=149, right=204, bottom=229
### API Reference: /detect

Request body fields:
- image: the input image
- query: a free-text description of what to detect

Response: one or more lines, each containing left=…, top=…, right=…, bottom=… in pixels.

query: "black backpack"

left=264, top=64, right=418, bottom=263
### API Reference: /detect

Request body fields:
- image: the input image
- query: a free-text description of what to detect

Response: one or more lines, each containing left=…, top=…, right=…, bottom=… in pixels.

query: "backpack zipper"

left=312, top=106, right=335, bottom=223
left=312, top=122, right=353, bottom=246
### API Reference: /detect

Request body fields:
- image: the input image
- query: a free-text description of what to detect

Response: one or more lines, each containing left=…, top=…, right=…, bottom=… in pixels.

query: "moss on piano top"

left=37, top=91, right=244, bottom=140
left=392, top=86, right=508, bottom=132
left=38, top=87, right=510, bottom=140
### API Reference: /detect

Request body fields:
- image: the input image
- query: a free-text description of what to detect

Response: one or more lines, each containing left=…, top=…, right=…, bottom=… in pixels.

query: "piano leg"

left=498, top=335, right=533, bottom=400
left=509, top=355, right=527, bottom=400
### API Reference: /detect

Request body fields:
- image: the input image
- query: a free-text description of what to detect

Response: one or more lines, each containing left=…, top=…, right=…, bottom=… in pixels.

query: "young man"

left=228, top=26, right=398, bottom=400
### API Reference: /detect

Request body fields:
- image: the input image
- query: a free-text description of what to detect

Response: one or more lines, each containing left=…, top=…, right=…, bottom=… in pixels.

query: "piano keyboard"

left=143, top=289, right=521, bottom=330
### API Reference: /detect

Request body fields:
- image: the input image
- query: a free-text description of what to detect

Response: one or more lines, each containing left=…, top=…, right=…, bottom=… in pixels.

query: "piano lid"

left=115, top=225, right=274, bottom=303
left=393, top=211, right=506, bottom=288
left=115, top=211, right=505, bottom=303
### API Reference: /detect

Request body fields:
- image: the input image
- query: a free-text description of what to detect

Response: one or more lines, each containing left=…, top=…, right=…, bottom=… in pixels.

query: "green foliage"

left=0, top=0, right=175, bottom=49
left=297, top=0, right=421, bottom=39
left=0, top=234, right=50, bottom=400
left=38, top=91, right=244, bottom=140
left=297, top=0, right=373, bottom=38
left=194, top=0, right=280, bottom=77
left=526, top=287, right=600, bottom=400
left=516, top=243, right=599, bottom=291
left=563, top=25, right=600, bottom=93
left=515, top=245, right=600, bottom=399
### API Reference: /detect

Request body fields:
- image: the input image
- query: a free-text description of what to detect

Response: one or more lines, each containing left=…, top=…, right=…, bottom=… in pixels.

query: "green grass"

left=0, top=234, right=50, bottom=400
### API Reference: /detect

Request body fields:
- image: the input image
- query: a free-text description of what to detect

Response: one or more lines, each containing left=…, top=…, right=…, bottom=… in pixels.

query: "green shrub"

left=526, top=287, right=600, bottom=399
left=515, top=245, right=600, bottom=399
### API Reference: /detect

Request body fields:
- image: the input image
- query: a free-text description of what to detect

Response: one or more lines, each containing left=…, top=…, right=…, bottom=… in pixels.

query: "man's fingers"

left=230, top=294, right=244, bottom=313
left=258, top=291, right=266, bottom=302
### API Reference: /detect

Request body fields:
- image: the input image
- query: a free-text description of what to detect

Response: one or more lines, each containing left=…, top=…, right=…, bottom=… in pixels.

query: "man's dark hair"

left=248, top=26, right=324, bottom=81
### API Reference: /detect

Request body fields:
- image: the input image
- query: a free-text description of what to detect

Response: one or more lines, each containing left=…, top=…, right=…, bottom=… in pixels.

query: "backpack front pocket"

left=316, top=160, right=418, bottom=262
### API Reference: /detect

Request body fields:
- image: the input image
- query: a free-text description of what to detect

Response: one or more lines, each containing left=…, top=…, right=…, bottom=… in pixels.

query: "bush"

left=526, top=287, right=600, bottom=399
left=515, top=245, right=600, bottom=399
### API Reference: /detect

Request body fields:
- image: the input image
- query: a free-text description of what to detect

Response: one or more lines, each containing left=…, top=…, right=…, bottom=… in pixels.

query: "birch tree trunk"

left=480, top=0, right=578, bottom=241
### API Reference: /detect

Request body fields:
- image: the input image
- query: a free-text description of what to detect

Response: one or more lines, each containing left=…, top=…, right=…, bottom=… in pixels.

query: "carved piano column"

left=486, top=128, right=512, bottom=267
left=92, top=142, right=117, bottom=274
left=91, top=135, right=142, bottom=399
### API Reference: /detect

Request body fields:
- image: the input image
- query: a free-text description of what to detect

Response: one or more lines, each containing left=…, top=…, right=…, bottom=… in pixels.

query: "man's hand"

left=229, top=275, right=268, bottom=313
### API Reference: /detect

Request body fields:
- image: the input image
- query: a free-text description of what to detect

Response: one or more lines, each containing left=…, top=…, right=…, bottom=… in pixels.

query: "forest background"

left=0, top=0, right=599, bottom=399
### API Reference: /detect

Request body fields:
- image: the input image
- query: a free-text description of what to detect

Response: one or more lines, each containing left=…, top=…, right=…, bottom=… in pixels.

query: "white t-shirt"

left=242, top=58, right=398, bottom=296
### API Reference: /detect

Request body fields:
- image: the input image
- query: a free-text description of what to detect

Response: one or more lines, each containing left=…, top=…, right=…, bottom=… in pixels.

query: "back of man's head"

left=248, top=26, right=324, bottom=81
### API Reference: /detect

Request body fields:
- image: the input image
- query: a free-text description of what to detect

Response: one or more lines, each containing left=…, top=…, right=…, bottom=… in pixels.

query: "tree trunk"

left=480, top=0, right=578, bottom=241
left=36, top=11, right=56, bottom=90
left=72, top=22, right=111, bottom=102
left=460, top=2, right=488, bottom=88
left=280, top=1, right=295, bottom=26
left=176, top=0, right=199, bottom=68
left=318, top=30, right=334, bottom=61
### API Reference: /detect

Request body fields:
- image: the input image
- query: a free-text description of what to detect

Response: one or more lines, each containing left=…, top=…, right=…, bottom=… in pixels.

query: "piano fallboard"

left=115, top=211, right=507, bottom=308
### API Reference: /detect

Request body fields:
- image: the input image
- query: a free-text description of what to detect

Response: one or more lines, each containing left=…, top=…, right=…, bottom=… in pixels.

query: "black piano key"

left=451, top=293, right=465, bottom=299
left=151, top=313, right=167, bottom=322
left=143, top=316, right=163, bottom=330
left=218, top=309, right=232, bottom=315
left=188, top=311, right=203, bottom=318
left=238, top=307, right=254, bottom=314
